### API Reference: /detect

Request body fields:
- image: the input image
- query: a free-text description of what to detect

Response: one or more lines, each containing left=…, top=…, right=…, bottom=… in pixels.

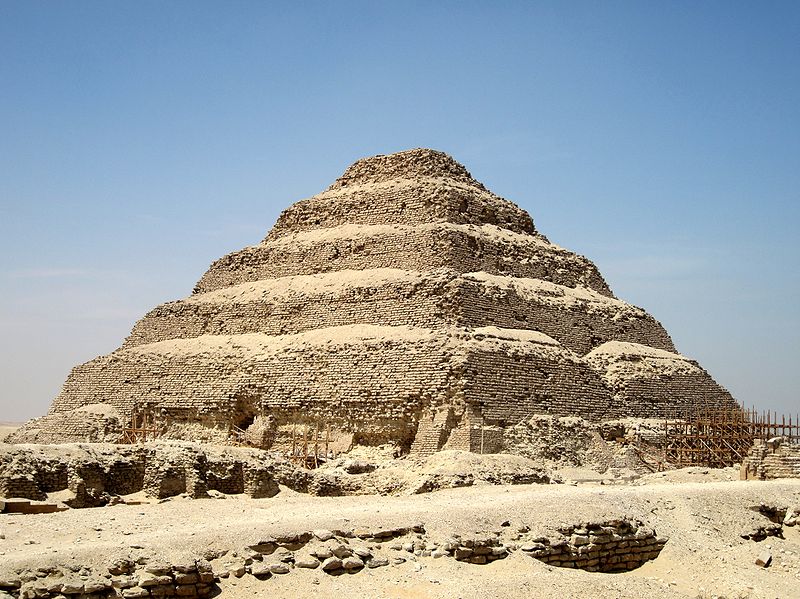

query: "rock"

left=173, top=562, right=198, bottom=574
left=755, top=552, right=772, bottom=567
left=571, top=535, right=590, bottom=546
left=311, top=546, right=333, bottom=560
left=250, top=563, right=272, bottom=579
left=331, top=544, right=352, bottom=559
left=144, top=561, right=173, bottom=575
left=342, top=556, right=364, bottom=570
left=432, top=550, right=447, bottom=559
left=111, top=575, right=137, bottom=590
left=454, top=547, right=473, bottom=560
left=139, top=573, right=172, bottom=588
left=0, top=576, right=21, bottom=589
left=59, top=580, right=85, bottom=595
left=269, top=563, right=290, bottom=575
left=295, top=558, right=321, bottom=569
left=313, top=530, right=335, bottom=542
left=275, top=548, right=295, bottom=563
left=83, top=578, right=110, bottom=593
left=321, top=557, right=342, bottom=572
left=491, top=546, right=508, bottom=557
left=176, top=584, right=197, bottom=597
left=353, top=546, right=372, bottom=559
left=122, top=587, right=151, bottom=599
left=367, top=557, right=390, bottom=568
left=175, top=573, right=199, bottom=585
left=227, top=562, right=245, bottom=578
left=108, top=558, right=135, bottom=576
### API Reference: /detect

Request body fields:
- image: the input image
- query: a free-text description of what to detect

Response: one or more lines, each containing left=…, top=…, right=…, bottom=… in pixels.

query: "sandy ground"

left=2, top=475, right=799, bottom=598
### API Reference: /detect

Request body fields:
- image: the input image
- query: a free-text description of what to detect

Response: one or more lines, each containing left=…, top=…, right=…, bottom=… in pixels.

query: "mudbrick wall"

left=0, top=519, right=668, bottom=599
left=10, top=148, right=741, bottom=449
left=741, top=438, right=800, bottom=480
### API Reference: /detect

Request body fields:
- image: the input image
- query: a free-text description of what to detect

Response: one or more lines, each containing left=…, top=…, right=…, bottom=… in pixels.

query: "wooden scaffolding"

left=119, top=408, right=162, bottom=444
left=664, top=406, right=799, bottom=468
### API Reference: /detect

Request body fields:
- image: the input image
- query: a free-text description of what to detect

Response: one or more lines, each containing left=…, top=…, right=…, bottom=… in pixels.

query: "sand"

left=2, top=471, right=798, bottom=598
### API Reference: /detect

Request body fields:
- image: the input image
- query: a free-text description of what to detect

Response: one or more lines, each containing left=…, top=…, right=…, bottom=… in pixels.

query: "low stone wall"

left=0, top=520, right=668, bottom=599
left=0, top=557, right=216, bottom=599
left=741, top=438, right=800, bottom=480
left=519, top=518, right=667, bottom=572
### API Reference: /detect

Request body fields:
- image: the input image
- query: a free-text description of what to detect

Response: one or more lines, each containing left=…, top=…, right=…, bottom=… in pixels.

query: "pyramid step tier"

left=586, top=341, right=739, bottom=418
left=128, top=268, right=675, bottom=356
left=39, top=326, right=613, bottom=445
left=194, top=223, right=612, bottom=297
left=266, top=176, right=535, bottom=241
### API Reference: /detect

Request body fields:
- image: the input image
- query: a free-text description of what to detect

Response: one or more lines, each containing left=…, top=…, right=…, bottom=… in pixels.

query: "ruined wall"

left=464, top=339, right=615, bottom=423
left=586, top=341, right=738, bottom=418
left=519, top=519, right=667, bottom=572
left=42, top=327, right=456, bottom=446
left=742, top=438, right=800, bottom=480
left=0, top=443, right=282, bottom=505
left=7, top=407, right=122, bottom=445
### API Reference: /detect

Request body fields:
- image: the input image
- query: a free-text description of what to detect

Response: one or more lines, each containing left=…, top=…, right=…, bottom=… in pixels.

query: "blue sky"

left=1, top=2, right=798, bottom=421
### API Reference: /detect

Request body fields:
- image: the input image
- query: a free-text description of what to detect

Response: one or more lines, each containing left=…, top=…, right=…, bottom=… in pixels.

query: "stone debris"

left=755, top=552, right=773, bottom=567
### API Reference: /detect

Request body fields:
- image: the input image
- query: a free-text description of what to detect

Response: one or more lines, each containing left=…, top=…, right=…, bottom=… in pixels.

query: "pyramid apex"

left=328, top=148, right=486, bottom=191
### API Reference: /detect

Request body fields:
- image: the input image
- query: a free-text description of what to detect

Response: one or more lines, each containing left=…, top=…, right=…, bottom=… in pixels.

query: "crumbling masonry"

left=9, top=149, right=739, bottom=452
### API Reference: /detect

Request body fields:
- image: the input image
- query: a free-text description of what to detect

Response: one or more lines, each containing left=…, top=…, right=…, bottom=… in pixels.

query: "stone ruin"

left=9, top=148, right=739, bottom=454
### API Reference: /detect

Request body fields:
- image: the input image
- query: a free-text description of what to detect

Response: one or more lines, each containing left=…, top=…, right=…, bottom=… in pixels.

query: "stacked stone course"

left=9, top=148, right=738, bottom=452
left=741, top=438, right=800, bottom=480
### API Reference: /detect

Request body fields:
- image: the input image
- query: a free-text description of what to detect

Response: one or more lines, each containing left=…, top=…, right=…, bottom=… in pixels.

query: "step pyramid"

left=10, top=149, right=738, bottom=451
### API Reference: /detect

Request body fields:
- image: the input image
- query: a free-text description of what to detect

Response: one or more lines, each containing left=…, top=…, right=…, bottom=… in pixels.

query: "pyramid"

left=10, top=149, right=739, bottom=451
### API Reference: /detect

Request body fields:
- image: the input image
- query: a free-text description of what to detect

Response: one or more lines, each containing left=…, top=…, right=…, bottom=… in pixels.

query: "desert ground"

left=0, top=425, right=19, bottom=443
left=2, top=460, right=799, bottom=599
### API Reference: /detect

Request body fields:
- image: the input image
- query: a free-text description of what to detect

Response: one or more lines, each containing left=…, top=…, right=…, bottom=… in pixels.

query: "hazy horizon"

left=1, top=2, right=798, bottom=422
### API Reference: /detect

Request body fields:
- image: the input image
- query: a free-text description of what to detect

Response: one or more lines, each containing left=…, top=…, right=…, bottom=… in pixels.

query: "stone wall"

left=0, top=443, right=283, bottom=506
left=0, top=557, right=216, bottom=599
left=193, top=223, right=613, bottom=296
left=519, top=518, right=667, bottom=572
left=741, top=438, right=800, bottom=480
left=17, top=327, right=625, bottom=450
left=586, top=341, right=738, bottom=418
left=267, top=178, right=536, bottom=239
left=125, top=269, right=672, bottom=356
left=0, top=516, right=669, bottom=599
